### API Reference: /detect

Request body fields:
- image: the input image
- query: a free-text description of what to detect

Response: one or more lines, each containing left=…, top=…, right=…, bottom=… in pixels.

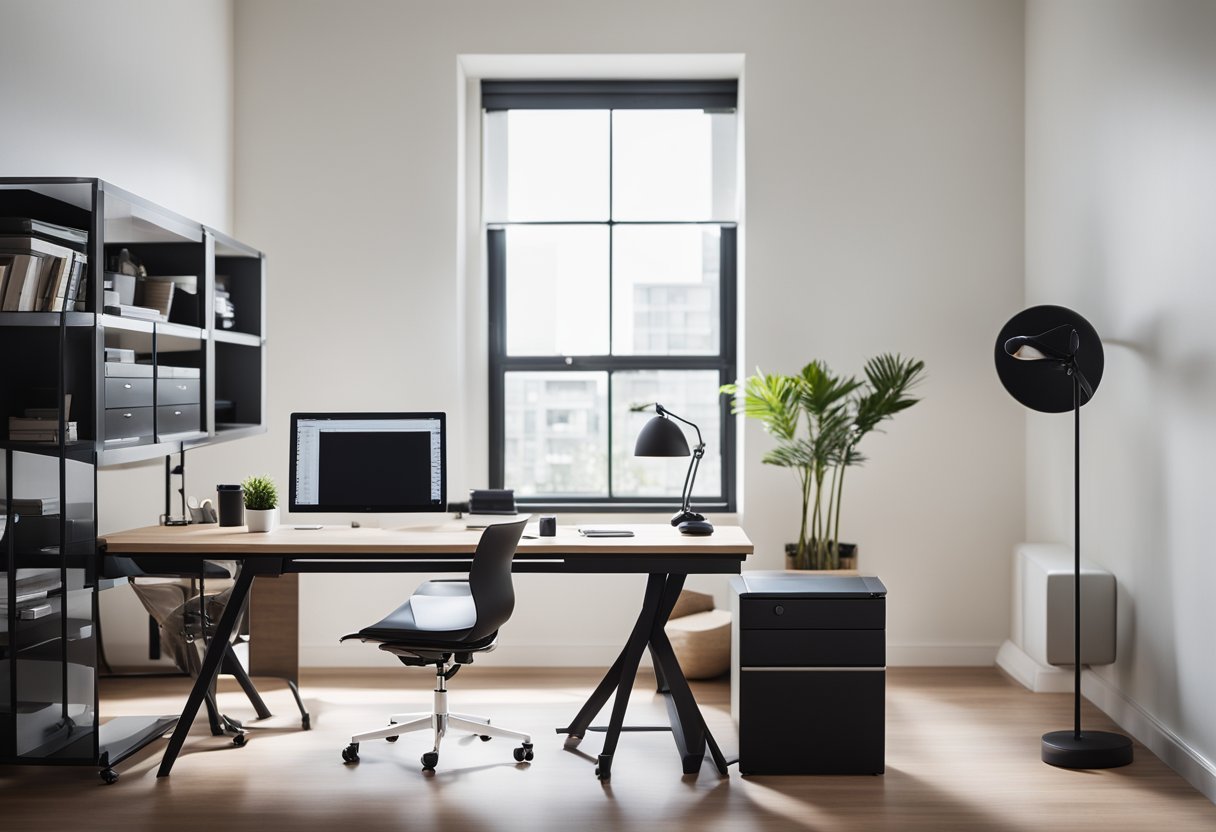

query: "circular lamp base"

left=1041, top=730, right=1133, bottom=769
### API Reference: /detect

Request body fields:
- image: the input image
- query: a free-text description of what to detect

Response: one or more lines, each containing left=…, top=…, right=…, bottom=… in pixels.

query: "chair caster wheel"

left=513, top=742, right=534, bottom=762
left=421, top=751, right=439, bottom=771
left=386, top=735, right=399, bottom=742
left=232, top=733, right=247, bottom=747
left=342, top=743, right=360, bottom=763
left=100, top=768, right=119, bottom=785
left=479, top=735, right=491, bottom=742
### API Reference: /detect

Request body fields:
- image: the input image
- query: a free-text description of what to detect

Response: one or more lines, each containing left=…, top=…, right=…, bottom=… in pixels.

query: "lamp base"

left=677, top=519, right=714, bottom=536
left=1041, top=730, right=1133, bottom=769
left=670, top=509, right=705, bottom=527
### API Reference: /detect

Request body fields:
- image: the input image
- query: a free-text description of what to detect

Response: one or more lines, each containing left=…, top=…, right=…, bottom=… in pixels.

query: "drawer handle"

left=173, top=410, right=183, bottom=416
left=123, top=383, right=132, bottom=389
left=123, top=412, right=133, bottom=418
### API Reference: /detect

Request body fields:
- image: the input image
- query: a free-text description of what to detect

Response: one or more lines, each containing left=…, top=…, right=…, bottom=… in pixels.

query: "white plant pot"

left=245, top=507, right=278, bottom=533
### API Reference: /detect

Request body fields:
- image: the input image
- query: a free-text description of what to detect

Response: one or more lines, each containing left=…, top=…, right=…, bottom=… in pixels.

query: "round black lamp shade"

left=634, top=415, right=691, bottom=457
left=995, top=305, right=1104, bottom=413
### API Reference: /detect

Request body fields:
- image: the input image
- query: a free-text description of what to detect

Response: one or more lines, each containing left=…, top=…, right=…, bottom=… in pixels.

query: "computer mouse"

left=678, top=520, right=715, bottom=536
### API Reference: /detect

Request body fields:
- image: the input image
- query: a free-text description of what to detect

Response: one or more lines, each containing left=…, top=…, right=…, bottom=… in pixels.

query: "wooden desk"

left=101, top=522, right=753, bottom=780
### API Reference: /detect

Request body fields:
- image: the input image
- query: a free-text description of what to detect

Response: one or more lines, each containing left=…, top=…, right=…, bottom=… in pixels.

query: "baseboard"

left=1082, top=670, right=1216, bottom=805
left=995, top=639, right=1075, bottom=692
left=307, top=642, right=1001, bottom=668
left=885, top=643, right=1000, bottom=666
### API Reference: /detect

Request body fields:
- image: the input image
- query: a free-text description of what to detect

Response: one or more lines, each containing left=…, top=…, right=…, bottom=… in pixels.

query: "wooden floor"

left=1, top=667, right=1213, bottom=831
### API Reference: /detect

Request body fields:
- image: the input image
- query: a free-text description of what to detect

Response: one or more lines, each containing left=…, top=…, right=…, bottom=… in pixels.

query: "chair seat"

left=343, top=580, right=478, bottom=645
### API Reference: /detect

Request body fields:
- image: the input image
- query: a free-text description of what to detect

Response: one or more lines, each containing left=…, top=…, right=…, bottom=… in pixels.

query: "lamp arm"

left=655, top=403, right=704, bottom=448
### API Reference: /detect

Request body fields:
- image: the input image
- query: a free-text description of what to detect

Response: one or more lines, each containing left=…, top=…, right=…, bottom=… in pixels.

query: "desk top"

left=100, top=522, right=754, bottom=558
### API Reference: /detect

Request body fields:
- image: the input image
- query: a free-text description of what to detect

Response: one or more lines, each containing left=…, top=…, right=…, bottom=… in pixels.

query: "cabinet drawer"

left=157, top=377, right=200, bottom=405
left=739, top=629, right=885, bottom=667
left=739, top=668, right=884, bottom=774
left=157, top=404, right=200, bottom=438
left=104, top=407, right=154, bottom=443
left=104, top=377, right=153, bottom=409
left=739, top=597, right=885, bottom=630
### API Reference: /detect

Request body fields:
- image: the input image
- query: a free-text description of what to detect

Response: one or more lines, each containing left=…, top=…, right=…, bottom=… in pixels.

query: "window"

left=484, top=80, right=738, bottom=510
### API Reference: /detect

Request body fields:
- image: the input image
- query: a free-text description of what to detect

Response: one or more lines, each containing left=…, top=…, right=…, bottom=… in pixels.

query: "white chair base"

left=343, top=663, right=533, bottom=771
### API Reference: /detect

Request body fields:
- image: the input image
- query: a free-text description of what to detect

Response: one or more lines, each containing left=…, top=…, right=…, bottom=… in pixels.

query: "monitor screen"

left=289, top=412, right=446, bottom=513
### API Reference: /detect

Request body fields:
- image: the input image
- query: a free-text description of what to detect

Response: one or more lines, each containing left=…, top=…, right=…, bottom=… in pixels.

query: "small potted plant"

left=242, top=475, right=279, bottom=533
left=723, top=354, right=924, bottom=570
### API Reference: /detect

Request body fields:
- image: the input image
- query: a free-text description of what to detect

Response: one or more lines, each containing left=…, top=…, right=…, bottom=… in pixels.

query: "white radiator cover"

left=1012, top=543, right=1116, bottom=667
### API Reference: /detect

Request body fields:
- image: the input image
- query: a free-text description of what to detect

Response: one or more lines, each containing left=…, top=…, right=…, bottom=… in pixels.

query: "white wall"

left=229, top=0, right=1026, bottom=667
left=0, top=0, right=235, bottom=667
left=1, top=0, right=1026, bottom=669
left=1026, top=0, right=1216, bottom=797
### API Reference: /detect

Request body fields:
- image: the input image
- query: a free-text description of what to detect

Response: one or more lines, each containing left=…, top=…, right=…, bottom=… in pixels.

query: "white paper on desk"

left=409, top=595, right=476, bottom=631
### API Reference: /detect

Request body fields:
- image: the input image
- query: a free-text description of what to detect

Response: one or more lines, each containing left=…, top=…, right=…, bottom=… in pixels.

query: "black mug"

left=538, top=515, right=557, bottom=537
left=217, top=484, right=244, bottom=527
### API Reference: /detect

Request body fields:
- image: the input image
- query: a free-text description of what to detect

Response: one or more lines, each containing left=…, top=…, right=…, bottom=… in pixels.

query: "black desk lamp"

left=995, top=304, right=1132, bottom=769
left=633, top=403, right=713, bottom=536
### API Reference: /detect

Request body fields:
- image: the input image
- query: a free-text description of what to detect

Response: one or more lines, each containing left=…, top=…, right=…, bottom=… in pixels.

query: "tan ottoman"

left=666, top=608, right=732, bottom=680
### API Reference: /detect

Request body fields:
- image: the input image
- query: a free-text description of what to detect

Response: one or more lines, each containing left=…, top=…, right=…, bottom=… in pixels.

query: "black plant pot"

left=784, top=541, right=858, bottom=571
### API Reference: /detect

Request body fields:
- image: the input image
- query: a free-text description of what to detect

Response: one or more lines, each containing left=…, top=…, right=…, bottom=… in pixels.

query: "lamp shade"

left=995, top=305, right=1103, bottom=413
left=634, top=414, right=691, bottom=457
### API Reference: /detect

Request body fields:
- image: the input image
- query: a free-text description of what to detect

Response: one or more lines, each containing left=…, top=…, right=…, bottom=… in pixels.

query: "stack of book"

left=8, top=395, right=77, bottom=443
left=9, top=416, right=78, bottom=443
left=102, top=302, right=166, bottom=322
left=0, top=218, right=89, bottom=312
left=9, top=496, right=60, bottom=515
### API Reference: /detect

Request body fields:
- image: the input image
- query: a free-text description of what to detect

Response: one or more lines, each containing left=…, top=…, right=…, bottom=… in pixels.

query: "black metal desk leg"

left=156, top=567, right=256, bottom=777
left=590, top=574, right=665, bottom=780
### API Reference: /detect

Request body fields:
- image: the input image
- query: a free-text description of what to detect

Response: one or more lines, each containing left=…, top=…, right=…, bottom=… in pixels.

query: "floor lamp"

left=995, top=304, right=1133, bottom=769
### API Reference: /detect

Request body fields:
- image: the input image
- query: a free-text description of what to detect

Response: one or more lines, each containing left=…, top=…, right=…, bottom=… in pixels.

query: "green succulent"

left=241, top=475, right=278, bottom=511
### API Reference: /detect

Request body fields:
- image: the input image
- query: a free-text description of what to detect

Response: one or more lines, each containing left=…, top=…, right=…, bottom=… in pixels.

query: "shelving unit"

left=0, top=178, right=267, bottom=777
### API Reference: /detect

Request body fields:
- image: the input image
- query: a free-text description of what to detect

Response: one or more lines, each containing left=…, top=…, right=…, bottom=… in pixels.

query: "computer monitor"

left=289, top=412, right=446, bottom=513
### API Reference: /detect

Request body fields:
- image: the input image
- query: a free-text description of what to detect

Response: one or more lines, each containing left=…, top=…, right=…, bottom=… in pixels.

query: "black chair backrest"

left=466, top=519, right=526, bottom=642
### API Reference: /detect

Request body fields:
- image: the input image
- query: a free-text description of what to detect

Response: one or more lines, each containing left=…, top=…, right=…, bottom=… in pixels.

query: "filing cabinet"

left=730, top=573, right=887, bottom=775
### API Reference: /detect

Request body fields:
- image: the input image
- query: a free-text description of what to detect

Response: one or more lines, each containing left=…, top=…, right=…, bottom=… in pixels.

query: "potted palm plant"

left=242, top=475, right=279, bottom=533
left=722, top=354, right=924, bottom=570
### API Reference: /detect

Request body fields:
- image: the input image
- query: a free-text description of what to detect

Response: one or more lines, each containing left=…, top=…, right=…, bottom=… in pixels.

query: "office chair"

left=339, top=519, right=533, bottom=773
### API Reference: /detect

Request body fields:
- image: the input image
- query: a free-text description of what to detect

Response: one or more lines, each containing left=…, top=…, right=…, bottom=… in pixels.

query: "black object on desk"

left=730, top=573, right=887, bottom=775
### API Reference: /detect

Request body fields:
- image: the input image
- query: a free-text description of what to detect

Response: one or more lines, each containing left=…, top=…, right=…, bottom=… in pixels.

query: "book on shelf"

left=0, top=232, right=89, bottom=312
left=103, top=303, right=166, bottom=322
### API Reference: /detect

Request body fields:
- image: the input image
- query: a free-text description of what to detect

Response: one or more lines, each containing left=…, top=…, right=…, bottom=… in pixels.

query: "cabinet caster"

left=342, top=742, right=360, bottom=763
left=232, top=732, right=247, bottom=747
left=479, top=735, right=491, bottom=742
left=595, top=753, right=612, bottom=780
left=100, top=768, right=119, bottom=785
left=421, top=751, right=439, bottom=772
left=385, top=735, right=398, bottom=742
left=513, top=742, right=534, bottom=763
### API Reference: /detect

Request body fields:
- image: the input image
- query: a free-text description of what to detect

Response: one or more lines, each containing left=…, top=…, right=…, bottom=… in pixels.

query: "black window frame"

left=485, top=80, right=738, bottom=514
